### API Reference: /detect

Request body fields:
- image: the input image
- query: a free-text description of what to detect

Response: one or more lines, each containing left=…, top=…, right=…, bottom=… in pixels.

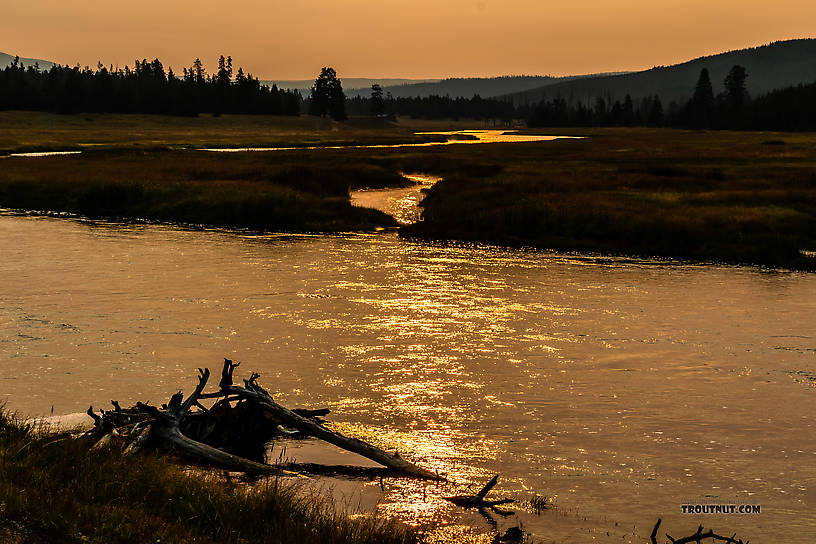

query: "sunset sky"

left=3, top=0, right=815, bottom=80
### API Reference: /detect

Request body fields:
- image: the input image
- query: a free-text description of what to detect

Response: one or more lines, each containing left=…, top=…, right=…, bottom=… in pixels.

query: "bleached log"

left=152, top=423, right=292, bottom=476
left=219, top=359, right=439, bottom=479
left=124, top=424, right=153, bottom=455
left=91, top=429, right=120, bottom=450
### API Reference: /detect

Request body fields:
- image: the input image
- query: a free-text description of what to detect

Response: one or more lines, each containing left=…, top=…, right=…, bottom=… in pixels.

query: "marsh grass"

left=0, top=149, right=407, bottom=231
left=0, top=111, right=449, bottom=154
left=400, top=128, right=816, bottom=269
left=0, top=408, right=419, bottom=544
left=3, top=114, right=816, bottom=268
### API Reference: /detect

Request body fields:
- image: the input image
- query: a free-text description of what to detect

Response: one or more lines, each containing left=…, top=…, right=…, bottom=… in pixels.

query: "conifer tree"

left=309, top=67, right=346, bottom=121
left=724, top=65, right=749, bottom=110
left=690, top=68, right=715, bottom=128
left=370, top=83, right=385, bottom=116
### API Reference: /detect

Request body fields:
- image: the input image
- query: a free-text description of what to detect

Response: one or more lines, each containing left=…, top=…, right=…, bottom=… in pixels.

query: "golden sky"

left=3, top=0, right=815, bottom=79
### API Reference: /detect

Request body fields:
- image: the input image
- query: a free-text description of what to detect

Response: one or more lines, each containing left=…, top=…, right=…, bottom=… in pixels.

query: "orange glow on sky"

left=3, top=0, right=815, bottom=79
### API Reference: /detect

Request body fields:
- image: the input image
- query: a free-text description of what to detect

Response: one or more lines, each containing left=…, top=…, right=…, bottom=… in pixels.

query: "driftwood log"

left=86, top=359, right=440, bottom=481
left=651, top=519, right=748, bottom=544
left=446, top=474, right=515, bottom=514
left=212, top=360, right=439, bottom=479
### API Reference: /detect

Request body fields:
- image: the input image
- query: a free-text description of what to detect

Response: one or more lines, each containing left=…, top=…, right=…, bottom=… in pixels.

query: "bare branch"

left=179, top=367, right=210, bottom=416
left=651, top=518, right=662, bottom=544
left=135, top=401, right=171, bottom=424
left=219, top=358, right=240, bottom=390
left=446, top=475, right=513, bottom=513
left=666, top=524, right=745, bottom=544
left=86, top=405, right=101, bottom=425
left=477, top=474, right=499, bottom=499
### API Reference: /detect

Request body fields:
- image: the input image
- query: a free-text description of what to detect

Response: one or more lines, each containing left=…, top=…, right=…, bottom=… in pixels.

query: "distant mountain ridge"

left=347, top=76, right=575, bottom=99
left=264, top=78, right=440, bottom=93
left=0, top=52, right=54, bottom=70
left=271, top=74, right=629, bottom=99
left=504, top=39, right=816, bottom=106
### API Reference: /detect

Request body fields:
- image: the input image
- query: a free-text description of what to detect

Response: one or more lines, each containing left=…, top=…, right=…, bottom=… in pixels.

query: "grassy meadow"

left=0, top=147, right=408, bottom=231
left=0, top=112, right=472, bottom=233
left=0, top=408, right=418, bottom=544
left=1, top=112, right=815, bottom=268
left=398, top=127, right=816, bottom=269
left=0, top=111, right=455, bottom=153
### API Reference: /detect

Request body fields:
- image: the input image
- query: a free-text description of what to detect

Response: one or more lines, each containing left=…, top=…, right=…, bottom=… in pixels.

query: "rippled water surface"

left=2, top=214, right=815, bottom=543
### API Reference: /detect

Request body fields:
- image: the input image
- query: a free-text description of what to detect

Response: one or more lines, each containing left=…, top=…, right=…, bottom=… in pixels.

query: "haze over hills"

left=266, top=76, right=591, bottom=98
left=265, top=78, right=440, bottom=94
left=0, top=52, right=55, bottom=71
left=504, top=39, right=816, bottom=106
left=344, top=76, right=600, bottom=99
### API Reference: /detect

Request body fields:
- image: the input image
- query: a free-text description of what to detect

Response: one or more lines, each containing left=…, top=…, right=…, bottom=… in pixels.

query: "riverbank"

left=399, top=128, right=816, bottom=269
left=0, top=148, right=406, bottom=232
left=0, top=113, right=482, bottom=233
left=0, top=407, right=418, bottom=544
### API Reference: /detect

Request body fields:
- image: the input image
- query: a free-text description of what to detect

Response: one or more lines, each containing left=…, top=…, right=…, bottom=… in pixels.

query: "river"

left=1, top=175, right=815, bottom=542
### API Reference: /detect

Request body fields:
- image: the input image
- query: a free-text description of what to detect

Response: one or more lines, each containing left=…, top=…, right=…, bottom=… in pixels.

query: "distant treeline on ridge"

left=0, top=55, right=300, bottom=115
left=2, top=53, right=816, bottom=130
left=346, top=93, right=517, bottom=122
left=526, top=65, right=816, bottom=131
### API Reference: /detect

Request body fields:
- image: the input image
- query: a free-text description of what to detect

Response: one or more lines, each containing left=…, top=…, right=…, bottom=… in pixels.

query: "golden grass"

left=0, top=111, right=461, bottom=152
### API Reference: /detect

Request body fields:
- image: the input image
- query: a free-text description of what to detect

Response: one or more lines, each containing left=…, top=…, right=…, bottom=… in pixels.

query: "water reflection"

left=200, top=130, right=577, bottom=152
left=350, top=173, right=441, bottom=225
left=1, top=215, right=815, bottom=543
left=6, top=151, right=83, bottom=158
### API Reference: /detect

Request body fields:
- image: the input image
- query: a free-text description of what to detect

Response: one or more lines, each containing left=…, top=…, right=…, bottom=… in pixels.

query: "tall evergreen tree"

left=690, top=68, right=715, bottom=128
left=309, top=67, right=346, bottom=121
left=724, top=64, right=749, bottom=109
left=192, top=58, right=205, bottom=84
left=370, top=83, right=385, bottom=116
left=648, top=95, right=664, bottom=126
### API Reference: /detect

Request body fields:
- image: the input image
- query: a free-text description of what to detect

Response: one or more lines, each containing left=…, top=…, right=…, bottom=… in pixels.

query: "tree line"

left=0, top=55, right=300, bottom=115
left=306, top=69, right=517, bottom=123
left=3, top=56, right=815, bottom=130
left=347, top=91, right=517, bottom=122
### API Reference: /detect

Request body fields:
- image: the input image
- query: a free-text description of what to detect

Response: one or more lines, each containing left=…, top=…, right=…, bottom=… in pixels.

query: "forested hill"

left=504, top=39, right=816, bottom=106
left=0, top=52, right=54, bottom=71
left=348, top=75, right=602, bottom=99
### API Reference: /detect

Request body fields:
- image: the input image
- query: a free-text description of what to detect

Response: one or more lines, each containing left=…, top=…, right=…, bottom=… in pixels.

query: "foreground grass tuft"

left=0, top=408, right=419, bottom=544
